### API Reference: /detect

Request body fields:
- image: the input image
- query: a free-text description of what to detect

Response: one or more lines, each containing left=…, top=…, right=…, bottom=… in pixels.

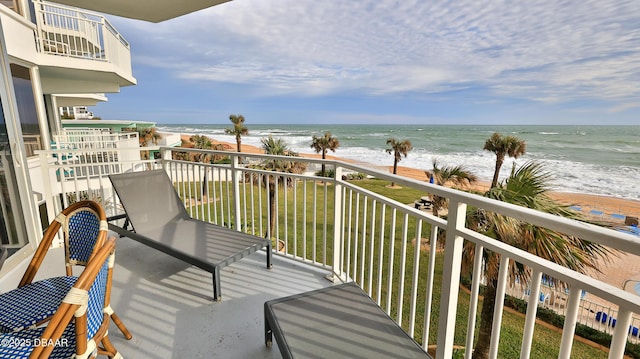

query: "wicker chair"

left=0, top=237, right=122, bottom=358
left=0, top=201, right=131, bottom=340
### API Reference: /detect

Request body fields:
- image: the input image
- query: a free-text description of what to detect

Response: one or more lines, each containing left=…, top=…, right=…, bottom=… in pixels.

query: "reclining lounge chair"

left=108, top=169, right=272, bottom=301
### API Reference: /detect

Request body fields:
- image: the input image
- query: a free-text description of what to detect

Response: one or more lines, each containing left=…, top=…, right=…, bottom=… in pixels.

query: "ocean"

left=156, top=124, right=640, bottom=200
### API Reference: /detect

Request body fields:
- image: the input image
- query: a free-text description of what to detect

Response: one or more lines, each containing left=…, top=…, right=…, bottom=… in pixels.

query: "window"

left=10, top=64, right=41, bottom=157
left=0, top=1, right=20, bottom=14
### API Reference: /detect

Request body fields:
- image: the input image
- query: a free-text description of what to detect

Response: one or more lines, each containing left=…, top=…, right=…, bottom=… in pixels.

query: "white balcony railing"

left=35, top=146, right=640, bottom=359
left=53, top=128, right=138, bottom=150
left=32, top=0, right=131, bottom=71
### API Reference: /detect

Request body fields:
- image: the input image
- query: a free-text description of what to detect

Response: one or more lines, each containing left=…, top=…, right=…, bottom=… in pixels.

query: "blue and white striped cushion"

left=0, top=277, right=77, bottom=333
left=0, top=323, right=77, bottom=358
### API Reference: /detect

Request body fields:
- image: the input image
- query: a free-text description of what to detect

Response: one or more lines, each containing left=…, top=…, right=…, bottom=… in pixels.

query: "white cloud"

left=114, top=0, right=640, bottom=105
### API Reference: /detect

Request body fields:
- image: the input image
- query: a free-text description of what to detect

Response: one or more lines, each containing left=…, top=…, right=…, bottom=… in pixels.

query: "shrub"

left=502, top=294, right=640, bottom=358
left=343, top=172, right=366, bottom=180
left=315, top=169, right=335, bottom=178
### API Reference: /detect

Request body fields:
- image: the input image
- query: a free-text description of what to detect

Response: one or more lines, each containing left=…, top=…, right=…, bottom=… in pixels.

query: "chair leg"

left=110, top=312, right=133, bottom=340
left=265, top=311, right=273, bottom=348
left=213, top=267, right=221, bottom=302
left=100, top=334, right=122, bottom=359
left=266, top=242, right=273, bottom=269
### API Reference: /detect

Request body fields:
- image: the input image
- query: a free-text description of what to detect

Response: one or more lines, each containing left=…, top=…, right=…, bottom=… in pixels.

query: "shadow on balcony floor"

left=109, top=237, right=332, bottom=358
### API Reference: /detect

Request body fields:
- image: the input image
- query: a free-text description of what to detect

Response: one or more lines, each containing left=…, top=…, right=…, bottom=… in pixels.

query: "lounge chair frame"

left=108, top=169, right=272, bottom=301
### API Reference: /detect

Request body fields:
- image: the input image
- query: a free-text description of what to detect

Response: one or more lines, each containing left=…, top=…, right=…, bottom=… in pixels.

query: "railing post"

left=38, top=152, right=57, bottom=228
left=435, top=199, right=467, bottom=359
left=33, top=1, right=45, bottom=53
left=231, top=154, right=242, bottom=232
left=101, top=18, right=110, bottom=62
left=160, top=147, right=171, bottom=171
left=30, top=66, right=52, bottom=151
left=520, top=270, right=543, bottom=358
left=489, top=255, right=510, bottom=358
left=464, top=244, right=484, bottom=359
left=609, top=309, right=632, bottom=359
left=328, top=164, right=344, bottom=282
left=558, top=286, right=583, bottom=359
left=423, top=225, right=440, bottom=349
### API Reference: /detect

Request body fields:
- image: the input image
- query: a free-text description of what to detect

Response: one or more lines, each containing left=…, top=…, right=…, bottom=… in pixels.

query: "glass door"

left=0, top=100, right=28, bottom=257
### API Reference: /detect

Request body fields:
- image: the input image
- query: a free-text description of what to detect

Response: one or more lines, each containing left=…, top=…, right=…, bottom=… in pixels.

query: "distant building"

left=59, top=106, right=94, bottom=119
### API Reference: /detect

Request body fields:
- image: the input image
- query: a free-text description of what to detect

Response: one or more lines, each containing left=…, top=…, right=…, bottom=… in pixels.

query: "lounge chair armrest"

left=106, top=214, right=128, bottom=222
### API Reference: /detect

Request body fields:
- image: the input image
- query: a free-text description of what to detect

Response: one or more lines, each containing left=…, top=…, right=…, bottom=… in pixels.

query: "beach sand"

left=178, top=134, right=640, bottom=295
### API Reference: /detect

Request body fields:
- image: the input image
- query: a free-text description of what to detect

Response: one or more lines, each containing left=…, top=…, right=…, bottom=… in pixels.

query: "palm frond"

left=467, top=161, right=614, bottom=285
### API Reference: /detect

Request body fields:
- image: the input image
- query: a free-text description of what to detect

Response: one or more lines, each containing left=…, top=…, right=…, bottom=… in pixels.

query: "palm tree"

left=138, top=127, right=161, bottom=147
left=483, top=132, right=526, bottom=188
left=427, top=159, right=477, bottom=217
left=189, top=134, right=213, bottom=162
left=465, top=162, right=612, bottom=359
left=137, top=127, right=161, bottom=168
left=249, top=136, right=307, bottom=238
left=385, top=138, right=413, bottom=186
left=310, top=132, right=340, bottom=177
left=225, top=114, right=248, bottom=161
left=189, top=134, right=213, bottom=196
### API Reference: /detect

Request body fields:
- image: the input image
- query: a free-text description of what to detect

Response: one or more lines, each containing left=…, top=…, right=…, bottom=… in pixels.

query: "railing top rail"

left=165, top=146, right=332, bottom=166
left=35, top=146, right=158, bottom=157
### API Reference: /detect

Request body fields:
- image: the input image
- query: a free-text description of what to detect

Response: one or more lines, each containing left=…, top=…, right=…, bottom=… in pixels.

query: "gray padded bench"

left=264, top=282, right=432, bottom=359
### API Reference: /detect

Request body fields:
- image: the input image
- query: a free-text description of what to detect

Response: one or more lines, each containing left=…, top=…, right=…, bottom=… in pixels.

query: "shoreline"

left=178, top=133, right=640, bottom=221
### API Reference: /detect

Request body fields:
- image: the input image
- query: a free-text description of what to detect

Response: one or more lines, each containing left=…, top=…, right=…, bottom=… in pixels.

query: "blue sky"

left=94, top=0, right=640, bottom=125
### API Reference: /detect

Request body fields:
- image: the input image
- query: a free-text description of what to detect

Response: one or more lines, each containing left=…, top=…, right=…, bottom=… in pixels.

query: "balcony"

left=35, top=0, right=135, bottom=92
left=1, top=0, right=135, bottom=92
left=10, top=146, right=640, bottom=358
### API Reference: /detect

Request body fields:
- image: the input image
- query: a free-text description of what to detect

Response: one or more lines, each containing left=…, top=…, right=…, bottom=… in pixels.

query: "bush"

left=315, top=169, right=335, bottom=178
left=343, top=172, right=366, bottom=180
left=214, top=157, right=232, bottom=164
left=502, top=294, right=640, bottom=358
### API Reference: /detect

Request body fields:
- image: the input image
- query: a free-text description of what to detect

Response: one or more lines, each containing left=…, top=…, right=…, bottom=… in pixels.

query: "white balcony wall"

left=102, top=19, right=131, bottom=75
left=158, top=131, right=182, bottom=147
left=0, top=5, right=38, bottom=61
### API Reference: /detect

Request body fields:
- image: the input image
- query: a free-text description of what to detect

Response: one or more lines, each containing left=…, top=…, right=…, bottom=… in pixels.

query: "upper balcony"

left=46, top=0, right=230, bottom=23
left=5, top=145, right=640, bottom=358
left=0, top=0, right=135, bottom=94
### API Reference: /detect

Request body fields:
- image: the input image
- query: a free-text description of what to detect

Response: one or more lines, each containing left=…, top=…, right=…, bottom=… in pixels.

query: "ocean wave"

left=158, top=124, right=639, bottom=199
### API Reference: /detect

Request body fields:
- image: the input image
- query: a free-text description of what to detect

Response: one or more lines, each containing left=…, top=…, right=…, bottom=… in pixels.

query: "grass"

left=181, top=177, right=609, bottom=358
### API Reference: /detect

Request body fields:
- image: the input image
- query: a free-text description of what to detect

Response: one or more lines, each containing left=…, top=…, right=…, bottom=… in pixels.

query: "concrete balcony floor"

left=109, top=237, right=332, bottom=358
